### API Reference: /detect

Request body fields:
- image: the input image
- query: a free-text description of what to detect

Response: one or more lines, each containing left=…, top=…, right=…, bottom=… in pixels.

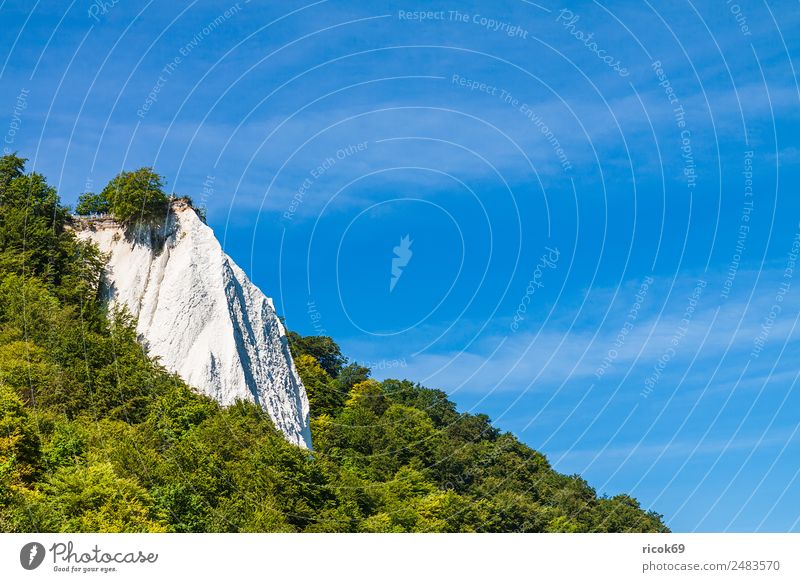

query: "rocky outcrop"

left=73, top=201, right=311, bottom=448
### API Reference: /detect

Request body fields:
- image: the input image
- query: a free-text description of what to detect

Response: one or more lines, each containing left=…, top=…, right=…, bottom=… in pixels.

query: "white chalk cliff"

left=74, top=200, right=311, bottom=448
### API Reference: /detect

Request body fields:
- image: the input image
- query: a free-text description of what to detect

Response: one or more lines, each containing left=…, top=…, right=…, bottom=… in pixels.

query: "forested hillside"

left=0, top=155, right=667, bottom=532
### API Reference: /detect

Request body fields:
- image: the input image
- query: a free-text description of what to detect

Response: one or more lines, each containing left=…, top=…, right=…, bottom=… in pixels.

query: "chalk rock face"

left=74, top=201, right=311, bottom=448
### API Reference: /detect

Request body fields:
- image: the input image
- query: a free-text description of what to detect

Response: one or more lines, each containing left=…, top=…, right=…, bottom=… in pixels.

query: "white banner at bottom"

left=1, top=533, right=797, bottom=581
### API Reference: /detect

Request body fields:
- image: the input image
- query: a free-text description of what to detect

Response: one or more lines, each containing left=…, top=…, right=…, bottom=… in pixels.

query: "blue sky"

left=2, top=0, right=799, bottom=532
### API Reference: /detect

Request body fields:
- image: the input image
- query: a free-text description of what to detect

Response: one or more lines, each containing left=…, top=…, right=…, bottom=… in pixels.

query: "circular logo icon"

left=20, top=542, right=46, bottom=570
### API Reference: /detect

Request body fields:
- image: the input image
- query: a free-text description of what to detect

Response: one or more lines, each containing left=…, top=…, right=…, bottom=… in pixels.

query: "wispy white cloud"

left=355, top=266, right=800, bottom=398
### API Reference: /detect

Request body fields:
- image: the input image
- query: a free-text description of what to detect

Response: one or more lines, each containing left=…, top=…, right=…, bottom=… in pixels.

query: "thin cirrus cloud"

left=358, top=266, right=800, bottom=399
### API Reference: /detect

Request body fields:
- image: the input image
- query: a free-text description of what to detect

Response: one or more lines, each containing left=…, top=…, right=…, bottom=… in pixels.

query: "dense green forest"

left=0, top=154, right=667, bottom=532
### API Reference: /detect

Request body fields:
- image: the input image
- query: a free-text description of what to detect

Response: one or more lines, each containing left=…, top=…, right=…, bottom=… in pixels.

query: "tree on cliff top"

left=74, top=192, right=110, bottom=216
left=75, top=168, right=169, bottom=224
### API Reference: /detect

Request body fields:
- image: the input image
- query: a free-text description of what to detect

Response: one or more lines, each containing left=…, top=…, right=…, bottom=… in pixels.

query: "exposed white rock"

left=73, top=201, right=311, bottom=448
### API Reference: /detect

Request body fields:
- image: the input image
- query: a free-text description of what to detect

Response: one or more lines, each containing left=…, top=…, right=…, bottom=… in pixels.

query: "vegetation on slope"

left=0, top=155, right=667, bottom=532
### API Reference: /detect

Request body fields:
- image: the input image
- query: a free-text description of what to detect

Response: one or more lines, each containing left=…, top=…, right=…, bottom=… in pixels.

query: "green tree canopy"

left=99, top=167, right=169, bottom=224
left=25, top=463, right=166, bottom=533
left=287, top=332, right=347, bottom=377
left=74, top=192, right=110, bottom=215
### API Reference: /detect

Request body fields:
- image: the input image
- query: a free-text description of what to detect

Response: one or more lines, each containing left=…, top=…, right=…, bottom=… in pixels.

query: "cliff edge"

left=73, top=201, right=312, bottom=448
